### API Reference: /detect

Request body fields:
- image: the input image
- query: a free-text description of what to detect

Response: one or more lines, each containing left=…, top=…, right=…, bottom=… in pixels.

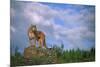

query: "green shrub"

left=11, top=44, right=95, bottom=66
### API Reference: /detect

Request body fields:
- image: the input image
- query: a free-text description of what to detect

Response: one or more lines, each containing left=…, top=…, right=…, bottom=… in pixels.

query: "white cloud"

left=11, top=26, right=16, bottom=33
left=10, top=8, right=15, bottom=18
left=11, top=2, right=95, bottom=50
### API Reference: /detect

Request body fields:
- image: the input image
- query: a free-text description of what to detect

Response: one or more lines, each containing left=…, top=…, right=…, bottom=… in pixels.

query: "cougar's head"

left=31, top=25, right=37, bottom=31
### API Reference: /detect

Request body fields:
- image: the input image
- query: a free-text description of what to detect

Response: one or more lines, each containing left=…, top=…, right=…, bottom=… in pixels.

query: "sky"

left=10, top=1, right=95, bottom=54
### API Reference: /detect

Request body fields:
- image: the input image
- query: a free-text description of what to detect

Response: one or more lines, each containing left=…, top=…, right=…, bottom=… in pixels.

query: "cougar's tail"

left=43, top=38, right=47, bottom=48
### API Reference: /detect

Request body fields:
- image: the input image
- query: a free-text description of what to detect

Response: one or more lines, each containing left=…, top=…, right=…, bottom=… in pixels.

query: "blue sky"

left=10, top=1, right=95, bottom=54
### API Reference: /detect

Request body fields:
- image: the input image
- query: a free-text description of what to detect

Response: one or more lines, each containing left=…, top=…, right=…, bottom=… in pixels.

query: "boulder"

left=24, top=46, right=45, bottom=59
left=24, top=46, right=58, bottom=65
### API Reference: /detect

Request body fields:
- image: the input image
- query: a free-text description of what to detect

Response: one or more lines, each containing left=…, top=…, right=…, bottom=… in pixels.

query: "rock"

left=24, top=46, right=45, bottom=59
left=24, top=46, right=58, bottom=65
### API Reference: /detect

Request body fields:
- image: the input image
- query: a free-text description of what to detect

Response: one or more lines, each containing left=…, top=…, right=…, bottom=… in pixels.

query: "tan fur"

left=28, top=25, right=46, bottom=48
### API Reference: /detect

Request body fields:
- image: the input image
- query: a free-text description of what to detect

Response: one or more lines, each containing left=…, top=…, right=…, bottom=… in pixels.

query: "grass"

left=10, top=44, right=95, bottom=66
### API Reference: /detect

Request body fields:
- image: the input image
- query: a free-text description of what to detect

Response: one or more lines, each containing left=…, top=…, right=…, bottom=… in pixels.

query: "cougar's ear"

left=34, top=25, right=36, bottom=27
left=30, top=24, right=35, bottom=27
left=31, top=24, right=33, bottom=27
